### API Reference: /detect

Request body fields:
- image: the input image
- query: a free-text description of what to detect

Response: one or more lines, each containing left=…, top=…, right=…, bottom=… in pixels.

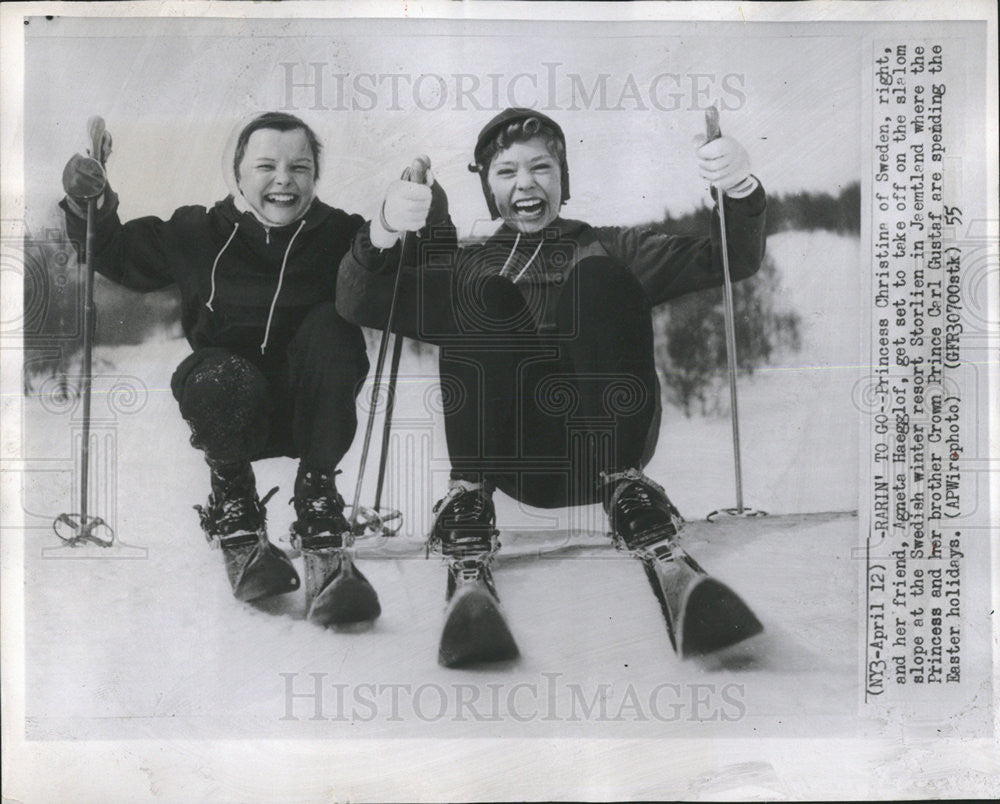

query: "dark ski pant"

left=441, top=262, right=661, bottom=509
left=170, top=302, right=370, bottom=471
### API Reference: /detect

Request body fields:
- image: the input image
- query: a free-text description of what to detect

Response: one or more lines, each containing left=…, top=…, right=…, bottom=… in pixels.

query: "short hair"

left=233, top=112, right=322, bottom=180
left=477, top=117, right=566, bottom=172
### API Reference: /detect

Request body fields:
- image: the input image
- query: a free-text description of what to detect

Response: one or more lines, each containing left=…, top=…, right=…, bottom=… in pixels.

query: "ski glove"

left=694, top=135, right=755, bottom=198
left=62, top=117, right=113, bottom=212
left=61, top=153, right=107, bottom=208
left=370, top=157, right=449, bottom=249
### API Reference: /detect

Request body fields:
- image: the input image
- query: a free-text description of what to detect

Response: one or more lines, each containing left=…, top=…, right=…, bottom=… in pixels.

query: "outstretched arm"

left=61, top=186, right=178, bottom=292
left=594, top=133, right=767, bottom=307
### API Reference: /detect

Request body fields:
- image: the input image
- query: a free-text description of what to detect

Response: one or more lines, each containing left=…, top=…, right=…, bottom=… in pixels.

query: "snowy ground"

left=20, top=232, right=869, bottom=742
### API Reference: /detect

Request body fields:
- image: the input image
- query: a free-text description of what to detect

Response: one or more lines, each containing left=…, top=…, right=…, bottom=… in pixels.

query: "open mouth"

left=512, top=198, right=545, bottom=216
left=265, top=193, right=298, bottom=207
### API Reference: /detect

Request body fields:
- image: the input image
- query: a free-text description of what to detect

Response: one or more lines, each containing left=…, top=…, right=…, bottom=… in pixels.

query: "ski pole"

left=347, top=157, right=430, bottom=538
left=705, top=106, right=744, bottom=513
left=704, top=107, right=764, bottom=521
left=54, top=117, right=114, bottom=547
left=80, top=196, right=97, bottom=520
left=374, top=333, right=403, bottom=512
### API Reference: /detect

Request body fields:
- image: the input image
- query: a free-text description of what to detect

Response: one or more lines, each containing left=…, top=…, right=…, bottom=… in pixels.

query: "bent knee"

left=173, top=349, right=268, bottom=416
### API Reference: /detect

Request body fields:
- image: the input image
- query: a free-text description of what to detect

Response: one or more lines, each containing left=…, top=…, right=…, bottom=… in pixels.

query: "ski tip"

left=678, top=577, right=763, bottom=659
left=307, top=564, right=382, bottom=628
left=438, top=582, right=519, bottom=668
left=232, top=542, right=301, bottom=602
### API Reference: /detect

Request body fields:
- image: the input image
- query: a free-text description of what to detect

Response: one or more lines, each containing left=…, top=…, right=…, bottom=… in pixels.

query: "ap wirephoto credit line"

left=1, top=2, right=997, bottom=801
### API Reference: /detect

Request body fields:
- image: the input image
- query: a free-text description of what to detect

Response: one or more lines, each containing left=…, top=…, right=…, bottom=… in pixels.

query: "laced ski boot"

left=429, top=481, right=501, bottom=599
left=602, top=468, right=684, bottom=557
left=429, top=480, right=518, bottom=666
left=602, top=468, right=763, bottom=656
left=290, top=468, right=380, bottom=627
left=195, top=461, right=300, bottom=602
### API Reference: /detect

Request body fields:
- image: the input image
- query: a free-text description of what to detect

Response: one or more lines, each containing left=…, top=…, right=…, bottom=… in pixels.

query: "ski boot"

left=195, top=461, right=300, bottom=602
left=602, top=468, right=684, bottom=555
left=290, top=469, right=380, bottom=627
left=429, top=481, right=518, bottom=667
left=429, top=481, right=501, bottom=598
left=601, top=468, right=762, bottom=656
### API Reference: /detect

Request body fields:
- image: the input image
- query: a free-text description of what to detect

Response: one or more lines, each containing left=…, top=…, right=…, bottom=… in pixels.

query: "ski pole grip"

left=87, top=115, right=111, bottom=166
left=705, top=106, right=722, bottom=143
left=401, top=155, right=431, bottom=184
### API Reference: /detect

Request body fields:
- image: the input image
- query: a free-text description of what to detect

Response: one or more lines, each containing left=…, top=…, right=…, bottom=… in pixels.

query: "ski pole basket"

left=343, top=504, right=403, bottom=544
left=53, top=513, right=115, bottom=548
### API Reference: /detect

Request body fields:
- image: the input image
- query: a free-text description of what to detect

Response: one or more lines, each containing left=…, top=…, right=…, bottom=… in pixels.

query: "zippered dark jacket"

left=335, top=183, right=766, bottom=342
left=61, top=190, right=364, bottom=362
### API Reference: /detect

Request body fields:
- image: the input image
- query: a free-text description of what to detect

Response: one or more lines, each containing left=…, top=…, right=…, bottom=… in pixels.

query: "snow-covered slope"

left=27, top=507, right=858, bottom=741
left=20, top=230, right=865, bottom=745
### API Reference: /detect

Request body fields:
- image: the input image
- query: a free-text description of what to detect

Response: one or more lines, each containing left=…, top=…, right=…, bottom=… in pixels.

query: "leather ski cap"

left=468, top=107, right=570, bottom=219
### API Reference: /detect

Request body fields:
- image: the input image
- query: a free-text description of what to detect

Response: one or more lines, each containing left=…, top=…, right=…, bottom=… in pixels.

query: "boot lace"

left=290, top=470, right=349, bottom=547
left=428, top=484, right=499, bottom=559
left=601, top=469, right=683, bottom=553
left=295, top=489, right=347, bottom=521
left=196, top=484, right=278, bottom=547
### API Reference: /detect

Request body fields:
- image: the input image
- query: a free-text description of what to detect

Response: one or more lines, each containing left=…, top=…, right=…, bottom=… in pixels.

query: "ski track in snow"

left=23, top=232, right=865, bottom=740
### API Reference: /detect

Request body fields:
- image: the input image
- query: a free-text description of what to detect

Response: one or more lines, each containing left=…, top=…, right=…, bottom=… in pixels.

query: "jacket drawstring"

left=497, top=234, right=521, bottom=279
left=205, top=222, right=240, bottom=312
left=260, top=218, right=307, bottom=354
left=512, top=239, right=544, bottom=285
left=497, top=234, right=544, bottom=285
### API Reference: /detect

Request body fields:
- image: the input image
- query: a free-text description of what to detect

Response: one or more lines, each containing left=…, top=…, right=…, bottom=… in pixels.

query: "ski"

left=637, top=539, right=763, bottom=658
left=438, top=570, right=519, bottom=668
left=222, top=536, right=300, bottom=603
left=303, top=548, right=381, bottom=628
left=291, top=504, right=403, bottom=628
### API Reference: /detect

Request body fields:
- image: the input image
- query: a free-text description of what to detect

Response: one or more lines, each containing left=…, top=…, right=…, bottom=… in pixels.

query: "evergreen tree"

left=650, top=181, right=857, bottom=415
left=654, top=254, right=801, bottom=416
